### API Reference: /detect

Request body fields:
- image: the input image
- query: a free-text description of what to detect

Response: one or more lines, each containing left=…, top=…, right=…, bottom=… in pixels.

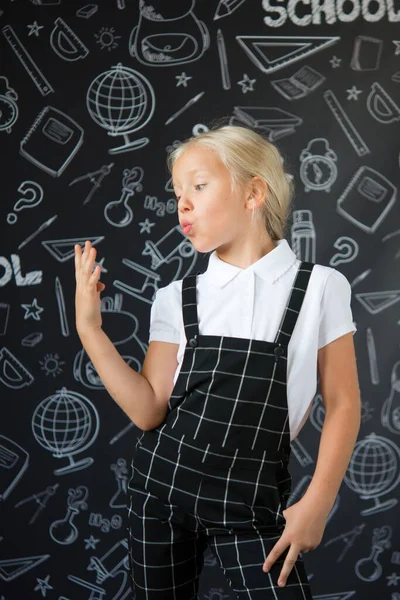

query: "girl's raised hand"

left=74, top=241, right=106, bottom=334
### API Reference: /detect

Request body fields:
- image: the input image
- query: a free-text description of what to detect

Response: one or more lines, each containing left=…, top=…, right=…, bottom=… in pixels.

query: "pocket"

left=275, top=460, right=292, bottom=511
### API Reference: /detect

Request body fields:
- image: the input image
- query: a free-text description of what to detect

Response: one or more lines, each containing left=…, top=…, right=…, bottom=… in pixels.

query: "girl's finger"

left=83, top=247, right=96, bottom=275
left=277, top=545, right=301, bottom=587
left=88, top=264, right=101, bottom=285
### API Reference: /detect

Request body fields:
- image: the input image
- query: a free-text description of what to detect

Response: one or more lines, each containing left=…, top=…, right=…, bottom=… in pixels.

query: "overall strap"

left=181, top=274, right=199, bottom=346
left=274, top=262, right=315, bottom=346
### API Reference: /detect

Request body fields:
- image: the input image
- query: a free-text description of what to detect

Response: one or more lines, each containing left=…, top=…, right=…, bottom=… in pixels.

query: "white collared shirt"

left=148, top=239, right=357, bottom=441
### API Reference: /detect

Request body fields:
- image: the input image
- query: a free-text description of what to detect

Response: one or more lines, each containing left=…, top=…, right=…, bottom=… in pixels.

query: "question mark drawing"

left=7, top=181, right=44, bottom=224
left=329, top=236, right=359, bottom=266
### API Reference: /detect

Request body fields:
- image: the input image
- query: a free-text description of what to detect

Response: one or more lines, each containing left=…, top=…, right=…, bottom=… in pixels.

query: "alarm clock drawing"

left=300, top=138, right=338, bottom=192
left=0, top=76, right=19, bottom=134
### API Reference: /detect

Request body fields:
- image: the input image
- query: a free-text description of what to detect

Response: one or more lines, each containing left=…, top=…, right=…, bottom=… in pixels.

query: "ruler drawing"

left=2, top=25, right=54, bottom=96
left=324, top=89, right=370, bottom=157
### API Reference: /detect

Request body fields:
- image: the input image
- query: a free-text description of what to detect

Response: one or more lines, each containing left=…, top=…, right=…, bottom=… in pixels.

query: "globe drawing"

left=344, top=432, right=400, bottom=515
left=86, top=62, right=155, bottom=154
left=32, top=387, right=100, bottom=475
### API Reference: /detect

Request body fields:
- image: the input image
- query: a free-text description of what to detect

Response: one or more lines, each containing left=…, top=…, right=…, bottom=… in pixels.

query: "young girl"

left=74, top=124, right=361, bottom=599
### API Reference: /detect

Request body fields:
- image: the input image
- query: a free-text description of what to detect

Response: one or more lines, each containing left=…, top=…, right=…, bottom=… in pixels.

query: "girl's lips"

left=182, top=223, right=193, bottom=234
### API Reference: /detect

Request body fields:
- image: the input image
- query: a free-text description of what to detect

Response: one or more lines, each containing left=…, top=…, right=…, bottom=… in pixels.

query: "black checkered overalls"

left=127, top=262, right=315, bottom=599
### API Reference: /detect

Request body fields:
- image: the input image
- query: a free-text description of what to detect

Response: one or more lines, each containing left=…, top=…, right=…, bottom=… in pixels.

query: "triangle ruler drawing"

left=0, top=554, right=49, bottom=581
left=355, top=290, right=400, bottom=314
left=41, top=236, right=104, bottom=262
left=236, top=36, right=340, bottom=74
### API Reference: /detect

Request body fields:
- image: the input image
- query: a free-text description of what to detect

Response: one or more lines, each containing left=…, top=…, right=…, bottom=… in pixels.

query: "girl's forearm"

left=78, top=327, right=166, bottom=430
left=301, top=401, right=361, bottom=516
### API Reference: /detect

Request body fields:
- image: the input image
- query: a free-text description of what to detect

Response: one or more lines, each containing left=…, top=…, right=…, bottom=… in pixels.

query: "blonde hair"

left=167, top=124, right=294, bottom=242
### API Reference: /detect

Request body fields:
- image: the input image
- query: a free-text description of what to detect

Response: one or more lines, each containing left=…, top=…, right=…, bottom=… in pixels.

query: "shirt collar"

left=203, top=239, right=298, bottom=288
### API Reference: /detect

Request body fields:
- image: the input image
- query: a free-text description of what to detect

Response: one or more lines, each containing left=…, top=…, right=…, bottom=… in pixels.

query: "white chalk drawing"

left=216, top=29, right=230, bottom=90
left=0, top=76, right=18, bottom=133
left=20, top=106, right=84, bottom=177
left=143, top=193, right=177, bottom=217
left=0, top=435, right=29, bottom=500
left=71, top=161, right=112, bottom=205
left=21, top=331, right=43, bottom=348
left=21, top=298, right=43, bottom=321
left=192, top=122, right=208, bottom=136
left=137, top=217, right=155, bottom=234
left=86, top=63, right=155, bottom=153
left=27, top=21, right=44, bottom=37
left=109, top=421, right=135, bottom=445
left=32, top=387, right=100, bottom=475
left=337, top=166, right=397, bottom=233
left=142, top=223, right=197, bottom=271
left=366, top=82, right=400, bottom=124
left=0, top=553, right=49, bottom=581
left=0, top=255, right=42, bottom=286
left=18, top=215, right=58, bottom=251
left=344, top=433, right=400, bottom=516
left=382, top=360, right=400, bottom=434
left=128, top=1, right=210, bottom=66
left=0, top=347, right=34, bottom=388
left=324, top=523, right=366, bottom=562
left=329, top=55, right=342, bottom=68
left=214, top=0, right=248, bottom=20
left=351, top=35, right=382, bottom=70
left=39, top=352, right=66, bottom=377
left=104, top=166, right=144, bottom=227
left=84, top=535, right=100, bottom=550
left=55, top=276, right=70, bottom=337
left=355, top=526, right=392, bottom=581
left=73, top=294, right=145, bottom=388
left=229, top=105, right=303, bottom=141
left=271, top=65, right=325, bottom=100
left=89, top=512, right=123, bottom=532
left=14, top=483, right=59, bottom=524
left=291, top=437, right=313, bottom=467
left=346, top=85, right=363, bottom=100
left=237, top=73, right=256, bottom=93
left=7, top=181, right=44, bottom=225
left=309, top=394, right=325, bottom=433
left=291, top=209, right=316, bottom=263
left=87, top=539, right=130, bottom=600
left=49, top=486, right=89, bottom=544
left=356, top=289, right=400, bottom=314
left=76, top=4, right=98, bottom=18
left=41, top=236, right=104, bottom=262
left=50, top=17, right=89, bottom=61
left=392, top=70, right=400, bottom=83
left=175, top=71, right=192, bottom=87
left=299, top=138, right=338, bottom=192
left=94, top=26, right=121, bottom=51
left=393, top=40, right=400, bottom=55
left=329, top=237, right=359, bottom=267
left=366, top=327, right=380, bottom=386
left=324, top=89, right=370, bottom=156
left=236, top=35, right=340, bottom=74
left=67, top=574, right=106, bottom=599
left=203, top=589, right=231, bottom=600
left=2, top=25, right=54, bottom=96
left=109, top=458, right=128, bottom=508
left=0, top=303, right=10, bottom=335
left=165, top=90, right=205, bottom=125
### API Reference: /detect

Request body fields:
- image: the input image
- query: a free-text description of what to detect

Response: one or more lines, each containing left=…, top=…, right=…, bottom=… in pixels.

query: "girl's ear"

left=249, top=176, right=268, bottom=207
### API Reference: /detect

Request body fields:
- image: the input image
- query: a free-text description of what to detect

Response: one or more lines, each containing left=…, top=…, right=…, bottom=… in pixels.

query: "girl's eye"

left=195, top=184, right=206, bottom=191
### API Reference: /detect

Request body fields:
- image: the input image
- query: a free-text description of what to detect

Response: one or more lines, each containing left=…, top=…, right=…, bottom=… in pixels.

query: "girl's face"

left=172, top=144, right=249, bottom=254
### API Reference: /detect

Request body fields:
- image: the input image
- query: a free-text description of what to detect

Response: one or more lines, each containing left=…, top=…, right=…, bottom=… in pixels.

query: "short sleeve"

left=318, top=269, right=357, bottom=349
left=148, top=286, right=181, bottom=344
